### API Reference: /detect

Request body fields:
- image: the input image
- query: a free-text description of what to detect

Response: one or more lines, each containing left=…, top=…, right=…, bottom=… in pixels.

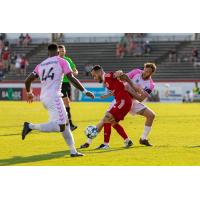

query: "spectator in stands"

left=23, top=33, right=32, bottom=46
left=84, top=63, right=92, bottom=76
left=19, top=33, right=25, bottom=45
left=133, top=42, right=143, bottom=56
left=20, top=55, right=29, bottom=75
left=143, top=40, right=151, bottom=55
left=2, top=47, right=10, bottom=72
left=10, top=52, right=17, bottom=72
left=193, top=57, right=200, bottom=67
left=169, top=48, right=177, bottom=62
left=191, top=48, right=198, bottom=62
left=116, top=42, right=125, bottom=58
left=0, top=39, right=4, bottom=57
left=4, top=40, right=9, bottom=48
left=0, top=33, right=6, bottom=41
left=0, top=59, right=5, bottom=80
left=15, top=54, right=22, bottom=75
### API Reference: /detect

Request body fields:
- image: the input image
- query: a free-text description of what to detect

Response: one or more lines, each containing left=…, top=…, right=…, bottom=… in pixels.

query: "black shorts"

left=61, top=82, right=71, bottom=98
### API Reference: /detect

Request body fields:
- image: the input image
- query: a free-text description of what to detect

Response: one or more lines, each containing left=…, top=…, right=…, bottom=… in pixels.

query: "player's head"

left=58, top=45, right=66, bottom=58
left=48, top=43, right=58, bottom=57
left=143, top=63, right=156, bottom=79
left=91, top=65, right=104, bottom=83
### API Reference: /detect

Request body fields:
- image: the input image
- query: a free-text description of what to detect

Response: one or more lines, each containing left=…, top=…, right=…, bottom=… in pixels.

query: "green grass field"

left=0, top=101, right=200, bottom=166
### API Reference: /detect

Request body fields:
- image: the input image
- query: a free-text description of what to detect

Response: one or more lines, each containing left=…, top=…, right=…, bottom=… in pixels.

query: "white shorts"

left=108, top=99, right=147, bottom=116
left=41, top=96, right=67, bottom=125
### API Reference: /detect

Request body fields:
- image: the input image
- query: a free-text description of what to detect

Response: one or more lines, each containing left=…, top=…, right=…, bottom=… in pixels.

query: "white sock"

left=87, top=138, right=92, bottom=144
left=141, top=126, right=151, bottom=140
left=125, top=138, right=130, bottom=143
left=104, top=142, right=109, bottom=146
left=29, top=122, right=60, bottom=132
left=61, top=124, right=77, bottom=154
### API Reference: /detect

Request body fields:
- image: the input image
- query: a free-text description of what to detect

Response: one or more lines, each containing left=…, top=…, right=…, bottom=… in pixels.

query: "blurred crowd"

left=0, top=33, right=29, bottom=81
left=116, top=33, right=151, bottom=58
left=168, top=47, right=200, bottom=67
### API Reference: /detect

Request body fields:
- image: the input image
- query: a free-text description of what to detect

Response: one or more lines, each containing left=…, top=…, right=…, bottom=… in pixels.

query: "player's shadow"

left=0, top=150, right=71, bottom=166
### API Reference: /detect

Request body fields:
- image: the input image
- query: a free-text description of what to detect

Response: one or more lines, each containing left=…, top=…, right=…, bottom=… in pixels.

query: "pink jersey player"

left=33, top=56, right=72, bottom=100
left=22, top=44, right=94, bottom=157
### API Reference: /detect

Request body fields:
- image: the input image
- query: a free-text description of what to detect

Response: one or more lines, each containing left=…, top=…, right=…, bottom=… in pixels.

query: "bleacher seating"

left=3, top=40, right=200, bottom=81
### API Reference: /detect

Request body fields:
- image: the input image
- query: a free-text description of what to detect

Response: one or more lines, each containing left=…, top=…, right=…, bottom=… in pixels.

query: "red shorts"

left=108, top=95, right=132, bottom=122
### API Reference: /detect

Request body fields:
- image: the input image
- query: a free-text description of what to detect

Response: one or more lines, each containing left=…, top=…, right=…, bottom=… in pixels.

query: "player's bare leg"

left=22, top=122, right=84, bottom=157
left=96, top=123, right=111, bottom=149
left=138, top=108, right=155, bottom=146
left=97, top=112, right=133, bottom=148
left=63, top=97, right=77, bottom=131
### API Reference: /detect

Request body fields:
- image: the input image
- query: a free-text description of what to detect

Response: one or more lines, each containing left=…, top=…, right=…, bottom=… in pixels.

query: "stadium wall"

left=0, top=81, right=199, bottom=102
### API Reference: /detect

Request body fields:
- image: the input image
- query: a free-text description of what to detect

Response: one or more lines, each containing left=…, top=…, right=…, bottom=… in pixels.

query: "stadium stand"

left=2, top=37, right=200, bottom=81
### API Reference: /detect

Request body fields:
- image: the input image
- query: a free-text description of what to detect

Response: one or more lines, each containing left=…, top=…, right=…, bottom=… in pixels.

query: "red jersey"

left=104, top=72, right=131, bottom=100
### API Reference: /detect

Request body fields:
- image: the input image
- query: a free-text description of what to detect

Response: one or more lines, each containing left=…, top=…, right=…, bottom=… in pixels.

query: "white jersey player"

left=22, top=43, right=94, bottom=157
left=81, top=63, right=156, bottom=149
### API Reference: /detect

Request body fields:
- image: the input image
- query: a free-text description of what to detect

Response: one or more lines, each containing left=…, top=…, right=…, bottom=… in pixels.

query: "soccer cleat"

left=124, top=140, right=133, bottom=148
left=70, top=124, right=78, bottom=131
left=96, top=143, right=109, bottom=150
left=22, top=122, right=32, bottom=140
left=139, top=138, right=152, bottom=146
left=80, top=142, right=90, bottom=149
left=70, top=152, right=85, bottom=157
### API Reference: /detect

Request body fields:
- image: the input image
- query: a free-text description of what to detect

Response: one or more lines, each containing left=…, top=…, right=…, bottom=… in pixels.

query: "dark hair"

left=48, top=43, right=58, bottom=51
left=91, top=65, right=102, bottom=72
left=58, top=45, right=65, bottom=49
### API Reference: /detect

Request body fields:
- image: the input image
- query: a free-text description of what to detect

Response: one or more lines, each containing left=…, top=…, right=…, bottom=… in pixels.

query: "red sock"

left=112, top=124, right=128, bottom=140
left=104, top=123, right=112, bottom=143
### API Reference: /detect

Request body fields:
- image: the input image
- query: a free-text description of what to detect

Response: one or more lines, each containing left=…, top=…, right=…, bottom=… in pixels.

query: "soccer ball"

left=85, top=125, right=98, bottom=139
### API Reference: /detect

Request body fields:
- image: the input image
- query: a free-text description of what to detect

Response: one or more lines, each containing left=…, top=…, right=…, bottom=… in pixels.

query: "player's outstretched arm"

left=67, top=73, right=95, bottom=99
left=24, top=73, right=37, bottom=103
left=100, top=92, right=113, bottom=99
left=118, top=73, right=144, bottom=94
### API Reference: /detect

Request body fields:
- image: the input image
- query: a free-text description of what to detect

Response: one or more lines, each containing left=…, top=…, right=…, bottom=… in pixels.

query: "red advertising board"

left=22, top=88, right=41, bottom=101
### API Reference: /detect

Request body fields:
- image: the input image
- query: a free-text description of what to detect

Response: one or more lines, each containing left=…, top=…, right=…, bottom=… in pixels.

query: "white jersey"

left=33, top=56, right=72, bottom=100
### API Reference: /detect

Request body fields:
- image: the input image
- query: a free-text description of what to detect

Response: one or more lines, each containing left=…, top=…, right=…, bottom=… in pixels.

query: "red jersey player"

left=81, top=65, right=142, bottom=148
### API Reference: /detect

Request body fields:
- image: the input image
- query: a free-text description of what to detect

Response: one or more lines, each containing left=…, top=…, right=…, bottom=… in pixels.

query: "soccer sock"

left=29, top=122, right=60, bottom=132
left=66, top=107, right=73, bottom=126
left=61, top=124, right=77, bottom=154
left=112, top=124, right=128, bottom=140
left=141, top=126, right=151, bottom=140
left=87, top=138, right=92, bottom=144
left=104, top=123, right=111, bottom=144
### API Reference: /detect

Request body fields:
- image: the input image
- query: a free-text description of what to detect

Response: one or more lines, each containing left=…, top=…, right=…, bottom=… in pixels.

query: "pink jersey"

left=127, top=68, right=155, bottom=95
left=33, top=56, right=72, bottom=100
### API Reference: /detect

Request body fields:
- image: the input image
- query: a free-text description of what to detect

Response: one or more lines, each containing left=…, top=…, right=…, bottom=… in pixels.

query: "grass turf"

left=0, top=101, right=200, bottom=166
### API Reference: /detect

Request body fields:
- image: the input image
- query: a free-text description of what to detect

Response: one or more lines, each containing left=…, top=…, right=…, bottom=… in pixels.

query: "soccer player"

left=81, top=63, right=156, bottom=149
left=81, top=65, right=143, bottom=148
left=58, top=45, right=78, bottom=131
left=22, top=43, right=94, bottom=157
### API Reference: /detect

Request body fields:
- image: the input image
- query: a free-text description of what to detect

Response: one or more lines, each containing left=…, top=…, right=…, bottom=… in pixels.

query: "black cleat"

left=80, top=142, right=90, bottom=149
left=70, top=124, right=78, bottom=131
left=22, top=122, right=32, bottom=140
left=124, top=140, right=133, bottom=148
left=70, top=152, right=84, bottom=157
left=96, top=143, right=109, bottom=150
left=139, top=138, right=152, bottom=146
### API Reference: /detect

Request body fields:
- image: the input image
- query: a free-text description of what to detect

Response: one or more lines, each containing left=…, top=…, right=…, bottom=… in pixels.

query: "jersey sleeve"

left=66, top=57, right=76, bottom=71
left=127, top=69, right=142, bottom=79
left=32, top=65, right=39, bottom=78
left=57, top=57, right=72, bottom=75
